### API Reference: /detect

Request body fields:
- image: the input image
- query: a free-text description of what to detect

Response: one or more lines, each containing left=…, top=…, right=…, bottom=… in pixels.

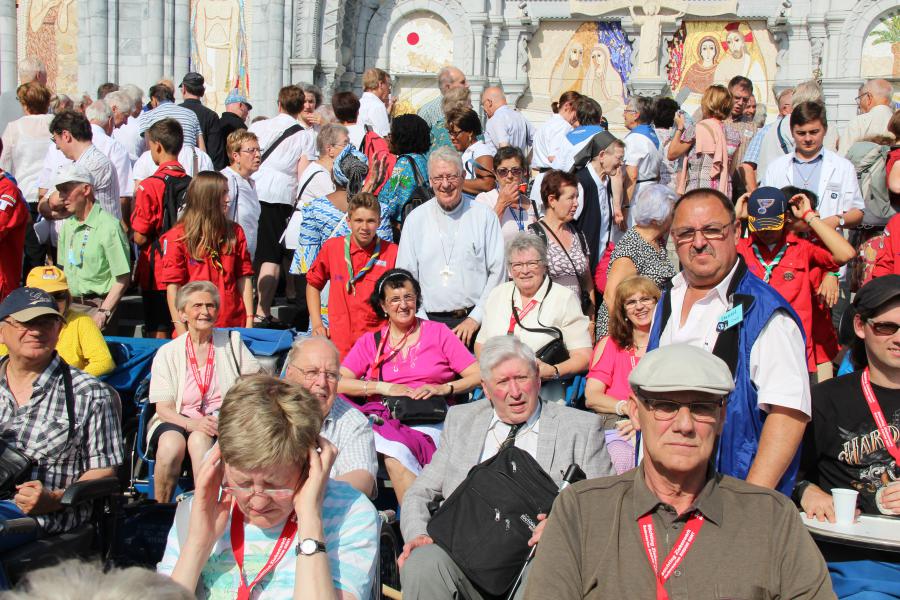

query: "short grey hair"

left=286, top=335, right=340, bottom=370
left=18, top=58, right=46, bottom=83
left=428, top=145, right=464, bottom=177
left=864, top=79, right=894, bottom=101
left=632, top=184, right=676, bottom=226
left=85, top=99, right=112, bottom=124
left=479, top=336, right=537, bottom=382
left=792, top=80, right=824, bottom=108
left=3, top=559, right=193, bottom=600
left=442, top=87, right=470, bottom=115
left=506, top=232, right=548, bottom=266
left=120, top=83, right=144, bottom=108
left=104, top=90, right=132, bottom=114
left=437, top=66, right=458, bottom=94
left=316, top=123, right=349, bottom=155
left=175, top=280, right=220, bottom=313
left=50, top=94, right=73, bottom=114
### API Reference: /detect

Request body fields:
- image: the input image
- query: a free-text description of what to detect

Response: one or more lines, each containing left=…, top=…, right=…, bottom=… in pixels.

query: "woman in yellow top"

left=13, top=266, right=115, bottom=376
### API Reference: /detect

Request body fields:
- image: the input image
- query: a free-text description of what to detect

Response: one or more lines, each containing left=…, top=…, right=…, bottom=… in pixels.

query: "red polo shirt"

left=873, top=213, right=900, bottom=278
left=737, top=232, right=839, bottom=371
left=306, top=235, right=398, bottom=358
left=132, top=161, right=188, bottom=290
left=0, top=175, right=28, bottom=300
left=159, top=223, right=255, bottom=328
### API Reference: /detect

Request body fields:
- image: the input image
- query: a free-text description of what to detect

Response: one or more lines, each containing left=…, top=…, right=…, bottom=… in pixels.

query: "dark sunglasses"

left=866, top=319, right=900, bottom=336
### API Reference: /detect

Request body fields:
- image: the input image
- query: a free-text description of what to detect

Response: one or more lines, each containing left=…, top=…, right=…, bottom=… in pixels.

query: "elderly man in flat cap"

left=524, top=344, right=834, bottom=600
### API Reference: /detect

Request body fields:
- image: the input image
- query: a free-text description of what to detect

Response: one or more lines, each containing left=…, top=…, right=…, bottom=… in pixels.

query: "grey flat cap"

left=629, top=345, right=735, bottom=396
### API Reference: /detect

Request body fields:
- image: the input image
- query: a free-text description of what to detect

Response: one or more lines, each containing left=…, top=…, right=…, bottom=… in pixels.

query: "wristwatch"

left=838, top=214, right=846, bottom=229
left=296, top=538, right=327, bottom=556
left=97, top=308, right=112, bottom=318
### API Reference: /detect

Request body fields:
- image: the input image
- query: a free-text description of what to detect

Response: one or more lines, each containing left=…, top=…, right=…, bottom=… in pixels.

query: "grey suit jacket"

left=400, top=399, right=614, bottom=541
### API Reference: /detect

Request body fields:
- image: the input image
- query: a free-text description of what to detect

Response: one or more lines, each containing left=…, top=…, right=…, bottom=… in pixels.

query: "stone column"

left=174, top=0, right=190, bottom=78
left=146, top=1, right=166, bottom=84
left=0, top=0, right=16, bottom=94
left=107, top=0, right=119, bottom=84
left=79, top=0, right=109, bottom=94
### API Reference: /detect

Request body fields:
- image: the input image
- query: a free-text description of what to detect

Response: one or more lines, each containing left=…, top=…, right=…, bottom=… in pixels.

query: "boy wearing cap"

left=525, top=344, right=833, bottom=599
left=132, top=119, right=187, bottom=338
left=55, top=164, right=131, bottom=334
left=796, top=275, right=900, bottom=595
left=736, top=186, right=855, bottom=376
left=0, top=170, right=28, bottom=301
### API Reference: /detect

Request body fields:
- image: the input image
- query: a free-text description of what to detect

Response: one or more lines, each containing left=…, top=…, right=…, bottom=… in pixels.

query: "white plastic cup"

left=832, top=488, right=859, bottom=525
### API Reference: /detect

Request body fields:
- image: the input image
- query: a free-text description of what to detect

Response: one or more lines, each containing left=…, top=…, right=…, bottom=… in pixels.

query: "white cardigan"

left=147, top=330, right=261, bottom=441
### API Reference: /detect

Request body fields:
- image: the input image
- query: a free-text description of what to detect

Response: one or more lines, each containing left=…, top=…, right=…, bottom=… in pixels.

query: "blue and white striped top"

left=137, top=101, right=202, bottom=148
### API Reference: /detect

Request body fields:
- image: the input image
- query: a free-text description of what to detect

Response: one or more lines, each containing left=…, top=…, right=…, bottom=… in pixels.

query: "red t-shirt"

left=306, top=235, right=398, bottom=358
left=737, top=233, right=839, bottom=371
left=132, top=161, right=188, bottom=291
left=873, top=213, right=900, bottom=278
left=0, top=175, right=28, bottom=300
left=159, top=223, right=255, bottom=327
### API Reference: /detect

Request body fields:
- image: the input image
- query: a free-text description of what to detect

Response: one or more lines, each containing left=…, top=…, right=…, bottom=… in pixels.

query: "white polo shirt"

left=249, top=113, right=317, bottom=205
left=357, top=92, right=390, bottom=137
left=484, top=105, right=533, bottom=156
left=657, top=261, right=811, bottom=416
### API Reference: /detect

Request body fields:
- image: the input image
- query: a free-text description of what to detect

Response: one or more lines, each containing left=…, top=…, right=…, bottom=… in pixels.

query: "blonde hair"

left=701, top=85, right=733, bottom=121
left=226, top=130, right=259, bottom=160
left=362, top=68, right=388, bottom=91
left=609, top=276, right=661, bottom=350
left=218, top=375, right=323, bottom=471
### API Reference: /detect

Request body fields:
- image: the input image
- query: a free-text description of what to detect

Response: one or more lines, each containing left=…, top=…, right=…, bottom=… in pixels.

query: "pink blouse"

left=342, top=319, right=476, bottom=387
left=587, top=338, right=640, bottom=401
left=179, top=353, right=223, bottom=418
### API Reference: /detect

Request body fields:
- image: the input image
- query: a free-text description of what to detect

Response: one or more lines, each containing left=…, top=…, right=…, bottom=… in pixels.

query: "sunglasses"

left=495, top=167, right=524, bottom=178
left=866, top=319, right=900, bottom=336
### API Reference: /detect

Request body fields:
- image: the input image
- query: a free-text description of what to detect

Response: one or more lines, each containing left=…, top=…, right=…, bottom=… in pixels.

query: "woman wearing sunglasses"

left=474, top=146, right=537, bottom=244
left=160, top=375, right=378, bottom=599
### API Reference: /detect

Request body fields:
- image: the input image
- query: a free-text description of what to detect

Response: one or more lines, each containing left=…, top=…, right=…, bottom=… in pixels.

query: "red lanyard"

left=861, top=367, right=900, bottom=463
left=638, top=511, right=705, bottom=600
left=367, top=320, right=418, bottom=381
left=230, top=505, right=298, bottom=600
left=507, top=299, right=538, bottom=335
left=186, top=337, right=215, bottom=401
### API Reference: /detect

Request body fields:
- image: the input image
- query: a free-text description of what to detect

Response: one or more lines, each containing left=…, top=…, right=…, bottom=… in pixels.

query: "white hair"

left=85, top=99, right=112, bottom=124
left=18, top=58, right=46, bottom=83
left=120, top=83, right=144, bottom=108
left=479, top=336, right=537, bottom=382
left=286, top=335, right=340, bottom=369
left=437, top=66, right=461, bottom=94
left=864, top=79, right=894, bottom=102
left=428, top=145, right=464, bottom=176
left=105, top=90, right=132, bottom=114
left=792, top=80, right=824, bottom=108
left=632, top=183, right=676, bottom=226
left=506, top=231, right=548, bottom=266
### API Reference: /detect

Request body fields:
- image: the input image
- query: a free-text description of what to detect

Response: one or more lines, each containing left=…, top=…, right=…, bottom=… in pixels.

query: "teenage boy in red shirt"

left=306, top=192, right=398, bottom=358
left=132, top=118, right=187, bottom=338
left=736, top=186, right=856, bottom=379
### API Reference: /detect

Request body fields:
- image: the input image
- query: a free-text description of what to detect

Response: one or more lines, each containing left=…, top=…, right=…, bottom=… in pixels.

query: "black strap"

left=59, top=358, right=76, bottom=443
left=294, top=169, right=325, bottom=209
left=605, top=177, right=614, bottom=241
left=510, top=278, right=564, bottom=342
left=359, top=124, right=373, bottom=153
left=537, top=219, right=589, bottom=287
left=260, top=123, right=303, bottom=164
left=399, top=154, right=427, bottom=188
left=228, top=330, right=241, bottom=374
left=776, top=117, right=790, bottom=154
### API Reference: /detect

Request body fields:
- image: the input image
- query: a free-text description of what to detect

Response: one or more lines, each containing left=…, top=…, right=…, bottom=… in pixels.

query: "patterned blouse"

left=543, top=223, right=590, bottom=297
left=680, top=121, right=742, bottom=195
left=378, top=153, right=429, bottom=222
left=595, top=227, right=676, bottom=337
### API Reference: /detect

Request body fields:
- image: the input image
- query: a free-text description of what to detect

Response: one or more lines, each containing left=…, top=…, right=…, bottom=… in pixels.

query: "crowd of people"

left=0, top=56, right=898, bottom=599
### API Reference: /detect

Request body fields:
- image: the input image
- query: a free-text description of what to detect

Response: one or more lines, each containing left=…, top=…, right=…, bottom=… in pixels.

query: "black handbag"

left=427, top=446, right=559, bottom=596
left=0, top=360, right=75, bottom=499
left=382, top=395, right=449, bottom=425
left=510, top=279, right=570, bottom=365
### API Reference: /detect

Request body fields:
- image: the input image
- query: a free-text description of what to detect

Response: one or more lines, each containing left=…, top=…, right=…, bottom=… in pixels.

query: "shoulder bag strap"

left=228, top=330, right=241, bottom=374
left=192, top=146, right=199, bottom=176
left=399, top=154, right=426, bottom=187
left=541, top=219, right=583, bottom=280
left=510, top=279, right=564, bottom=340
left=527, top=220, right=548, bottom=246
left=261, top=123, right=303, bottom=164
left=776, top=118, right=790, bottom=154
left=606, top=177, right=615, bottom=240
left=60, top=358, right=76, bottom=442
left=294, top=169, right=324, bottom=210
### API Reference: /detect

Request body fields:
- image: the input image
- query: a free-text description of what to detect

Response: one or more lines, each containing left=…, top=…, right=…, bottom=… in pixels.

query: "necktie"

left=500, top=422, right=524, bottom=450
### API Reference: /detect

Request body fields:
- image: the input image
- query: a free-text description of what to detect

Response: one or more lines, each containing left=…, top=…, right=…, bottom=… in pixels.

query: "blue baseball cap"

left=747, top=186, right=787, bottom=232
left=0, top=287, right=62, bottom=323
left=224, top=89, right=252, bottom=110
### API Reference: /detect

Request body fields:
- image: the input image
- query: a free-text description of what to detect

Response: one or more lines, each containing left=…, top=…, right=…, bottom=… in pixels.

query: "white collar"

left=672, top=259, right=740, bottom=305
left=489, top=400, right=542, bottom=434
left=512, top=275, right=551, bottom=307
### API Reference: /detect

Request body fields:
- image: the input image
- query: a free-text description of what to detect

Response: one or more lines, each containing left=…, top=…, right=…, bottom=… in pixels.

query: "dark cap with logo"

left=0, top=287, right=63, bottom=323
left=747, top=186, right=787, bottom=232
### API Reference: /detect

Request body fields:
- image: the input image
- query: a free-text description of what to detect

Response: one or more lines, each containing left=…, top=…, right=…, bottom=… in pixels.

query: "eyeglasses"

left=386, top=294, right=417, bottom=307
left=672, top=223, right=733, bottom=245
left=866, top=319, right=900, bottom=336
left=855, top=92, right=871, bottom=105
left=495, top=167, right=524, bottom=178
left=222, top=485, right=295, bottom=501
left=3, top=316, right=61, bottom=331
left=430, top=175, right=461, bottom=185
left=288, top=364, right=340, bottom=383
left=447, top=128, right=467, bottom=138
left=509, top=260, right=542, bottom=271
left=639, top=395, right=725, bottom=423
left=624, top=296, right=657, bottom=310
left=239, top=147, right=261, bottom=155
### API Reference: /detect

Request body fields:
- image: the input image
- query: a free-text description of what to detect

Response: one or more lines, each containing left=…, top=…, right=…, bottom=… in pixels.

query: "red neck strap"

left=861, top=368, right=900, bottom=464
left=230, top=505, right=298, bottom=600
left=638, top=511, right=705, bottom=600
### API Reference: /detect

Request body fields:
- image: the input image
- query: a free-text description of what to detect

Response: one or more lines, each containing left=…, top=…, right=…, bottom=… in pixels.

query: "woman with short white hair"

left=595, top=183, right=676, bottom=337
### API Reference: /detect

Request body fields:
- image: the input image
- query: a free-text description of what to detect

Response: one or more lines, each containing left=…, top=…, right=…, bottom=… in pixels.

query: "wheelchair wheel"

left=379, top=519, right=402, bottom=596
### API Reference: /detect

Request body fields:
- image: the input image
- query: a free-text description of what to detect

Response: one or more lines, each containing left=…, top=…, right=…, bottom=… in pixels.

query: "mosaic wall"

left=19, top=0, right=79, bottom=95
left=190, top=0, right=252, bottom=112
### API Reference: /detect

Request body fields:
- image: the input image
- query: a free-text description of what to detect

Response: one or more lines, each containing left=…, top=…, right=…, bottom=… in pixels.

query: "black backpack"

left=426, top=446, right=558, bottom=596
left=148, top=172, right=192, bottom=284
left=397, top=155, right=434, bottom=225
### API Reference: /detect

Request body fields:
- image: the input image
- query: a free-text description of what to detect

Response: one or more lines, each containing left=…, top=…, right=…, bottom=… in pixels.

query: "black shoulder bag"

left=510, top=279, right=570, bottom=365
left=397, top=155, right=435, bottom=225
left=0, top=361, right=75, bottom=499
left=372, top=330, right=448, bottom=425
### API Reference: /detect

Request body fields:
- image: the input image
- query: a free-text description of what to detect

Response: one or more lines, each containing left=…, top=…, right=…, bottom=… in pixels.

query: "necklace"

left=432, top=202, right=460, bottom=285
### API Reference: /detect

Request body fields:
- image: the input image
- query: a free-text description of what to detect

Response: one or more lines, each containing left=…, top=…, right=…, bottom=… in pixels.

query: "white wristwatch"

left=296, top=538, right=327, bottom=556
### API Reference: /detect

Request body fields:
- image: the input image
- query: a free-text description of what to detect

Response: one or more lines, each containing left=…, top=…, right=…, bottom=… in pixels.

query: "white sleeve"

left=372, top=105, right=390, bottom=138
left=574, top=181, right=585, bottom=220
left=624, top=136, right=648, bottom=166
left=843, top=162, right=866, bottom=212
left=110, top=142, right=134, bottom=197
left=749, top=311, right=811, bottom=417
left=131, top=151, right=155, bottom=183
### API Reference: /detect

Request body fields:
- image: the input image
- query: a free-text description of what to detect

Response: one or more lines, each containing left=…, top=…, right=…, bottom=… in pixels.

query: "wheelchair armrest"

left=60, top=477, right=121, bottom=507
left=0, top=517, right=39, bottom=537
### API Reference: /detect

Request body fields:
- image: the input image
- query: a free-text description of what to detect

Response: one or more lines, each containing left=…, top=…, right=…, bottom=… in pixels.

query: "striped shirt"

left=743, top=121, right=776, bottom=166
left=416, top=94, right=444, bottom=129
left=38, top=144, right=122, bottom=218
left=137, top=101, right=202, bottom=148
left=322, top=397, right=378, bottom=480
left=0, top=355, right=123, bottom=534
left=157, top=480, right=378, bottom=599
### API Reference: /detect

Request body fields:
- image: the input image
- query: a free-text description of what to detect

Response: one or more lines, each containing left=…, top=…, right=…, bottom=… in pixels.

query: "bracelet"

left=806, top=215, right=820, bottom=225
left=800, top=209, right=815, bottom=222
left=552, top=365, right=560, bottom=380
left=363, top=380, right=369, bottom=396
left=614, top=400, right=627, bottom=417
left=447, top=383, right=454, bottom=396
left=828, top=271, right=840, bottom=277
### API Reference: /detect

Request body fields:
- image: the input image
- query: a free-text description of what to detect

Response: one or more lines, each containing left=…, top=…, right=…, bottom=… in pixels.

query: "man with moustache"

left=647, top=188, right=811, bottom=496
left=284, top=335, right=377, bottom=498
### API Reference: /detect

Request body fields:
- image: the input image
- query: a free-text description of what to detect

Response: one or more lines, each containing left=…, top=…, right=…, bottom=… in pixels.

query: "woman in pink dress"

left=338, top=269, right=481, bottom=503
left=584, top=275, right=660, bottom=473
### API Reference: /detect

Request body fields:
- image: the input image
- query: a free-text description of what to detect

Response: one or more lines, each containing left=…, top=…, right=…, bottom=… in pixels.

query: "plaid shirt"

left=0, top=355, right=123, bottom=534
left=743, top=121, right=776, bottom=166
left=321, top=396, right=377, bottom=479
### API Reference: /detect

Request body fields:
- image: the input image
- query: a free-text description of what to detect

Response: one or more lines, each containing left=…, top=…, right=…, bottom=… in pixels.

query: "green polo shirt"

left=57, top=203, right=130, bottom=296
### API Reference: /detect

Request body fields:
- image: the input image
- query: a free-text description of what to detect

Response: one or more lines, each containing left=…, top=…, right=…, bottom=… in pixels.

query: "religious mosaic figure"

left=26, top=0, right=76, bottom=91
left=713, top=22, right=769, bottom=104
left=583, top=43, right=624, bottom=107
left=680, top=36, right=719, bottom=94
left=628, top=1, right=684, bottom=79
left=191, top=0, right=249, bottom=111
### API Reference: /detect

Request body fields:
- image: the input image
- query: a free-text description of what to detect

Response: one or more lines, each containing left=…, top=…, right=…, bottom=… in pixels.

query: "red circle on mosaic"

left=407, top=32, right=420, bottom=45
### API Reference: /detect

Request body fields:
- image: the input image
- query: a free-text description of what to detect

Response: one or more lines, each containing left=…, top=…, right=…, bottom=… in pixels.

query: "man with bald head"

left=284, top=335, right=377, bottom=497
left=482, top=86, right=533, bottom=156
left=839, top=79, right=896, bottom=156
left=418, top=66, right=469, bottom=129
left=647, top=188, right=811, bottom=497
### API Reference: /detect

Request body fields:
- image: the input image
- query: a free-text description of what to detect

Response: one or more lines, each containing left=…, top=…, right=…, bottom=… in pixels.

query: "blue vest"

left=648, top=258, right=805, bottom=496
